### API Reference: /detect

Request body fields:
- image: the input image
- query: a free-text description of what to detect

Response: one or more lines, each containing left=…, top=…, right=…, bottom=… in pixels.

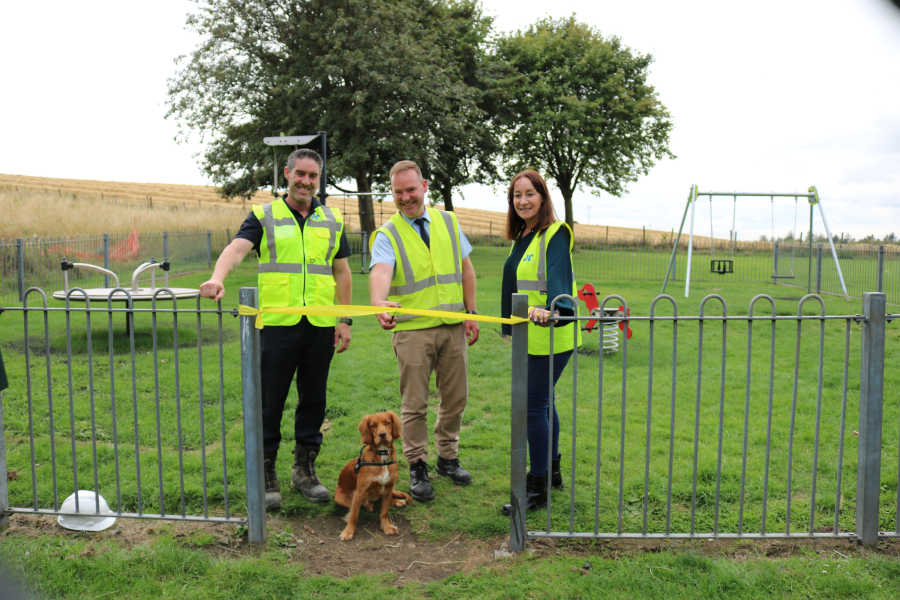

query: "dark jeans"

left=260, top=317, right=336, bottom=455
left=527, top=351, right=572, bottom=476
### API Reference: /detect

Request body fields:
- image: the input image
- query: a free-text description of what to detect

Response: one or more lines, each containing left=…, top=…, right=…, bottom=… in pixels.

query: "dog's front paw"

left=340, top=528, right=355, bottom=541
left=382, top=523, right=399, bottom=536
left=392, top=499, right=407, bottom=508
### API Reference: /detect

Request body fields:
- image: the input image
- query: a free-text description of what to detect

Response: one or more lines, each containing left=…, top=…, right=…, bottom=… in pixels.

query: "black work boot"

left=436, top=456, right=473, bottom=485
left=263, top=452, right=282, bottom=510
left=501, top=472, right=549, bottom=516
left=409, top=459, right=435, bottom=501
left=291, top=444, right=330, bottom=503
left=551, top=455, right=564, bottom=491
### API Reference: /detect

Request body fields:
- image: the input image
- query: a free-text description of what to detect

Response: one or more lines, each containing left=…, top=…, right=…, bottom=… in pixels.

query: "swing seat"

left=709, top=259, right=733, bottom=274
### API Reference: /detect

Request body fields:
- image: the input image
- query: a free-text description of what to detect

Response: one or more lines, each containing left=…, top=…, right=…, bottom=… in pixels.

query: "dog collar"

left=353, top=446, right=396, bottom=474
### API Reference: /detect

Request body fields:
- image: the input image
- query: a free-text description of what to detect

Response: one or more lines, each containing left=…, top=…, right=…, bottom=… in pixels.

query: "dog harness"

left=353, top=446, right=395, bottom=474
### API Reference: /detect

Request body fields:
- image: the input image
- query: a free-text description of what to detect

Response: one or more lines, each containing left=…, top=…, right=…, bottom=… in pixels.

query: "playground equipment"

left=52, top=258, right=200, bottom=332
left=662, top=185, right=848, bottom=299
left=577, top=283, right=632, bottom=353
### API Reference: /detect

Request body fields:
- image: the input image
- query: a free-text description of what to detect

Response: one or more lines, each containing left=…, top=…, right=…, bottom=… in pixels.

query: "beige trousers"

left=391, top=323, right=468, bottom=464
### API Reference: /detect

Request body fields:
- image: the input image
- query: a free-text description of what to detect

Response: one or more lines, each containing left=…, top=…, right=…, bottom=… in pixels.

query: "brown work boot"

left=263, top=453, right=282, bottom=510
left=291, top=444, right=330, bottom=503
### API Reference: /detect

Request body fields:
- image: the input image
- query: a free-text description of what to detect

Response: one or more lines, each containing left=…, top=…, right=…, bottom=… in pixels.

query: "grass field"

left=3, top=533, right=900, bottom=600
left=2, top=270, right=900, bottom=598
left=2, top=270, right=898, bottom=538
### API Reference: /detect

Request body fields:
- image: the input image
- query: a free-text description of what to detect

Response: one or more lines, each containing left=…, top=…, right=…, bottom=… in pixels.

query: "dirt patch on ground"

left=2, top=512, right=499, bottom=585
left=5, top=512, right=900, bottom=585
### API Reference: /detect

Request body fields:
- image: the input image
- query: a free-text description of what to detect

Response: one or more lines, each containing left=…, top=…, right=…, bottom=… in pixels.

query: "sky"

left=2, top=0, right=899, bottom=241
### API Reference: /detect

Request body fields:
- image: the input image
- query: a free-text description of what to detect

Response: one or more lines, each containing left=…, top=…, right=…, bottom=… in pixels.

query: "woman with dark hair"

left=500, top=170, right=582, bottom=515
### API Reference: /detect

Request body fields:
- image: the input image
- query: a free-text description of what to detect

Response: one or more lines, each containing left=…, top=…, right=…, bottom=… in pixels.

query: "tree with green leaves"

left=414, top=2, right=506, bottom=212
left=166, top=0, right=493, bottom=232
left=495, top=16, right=675, bottom=228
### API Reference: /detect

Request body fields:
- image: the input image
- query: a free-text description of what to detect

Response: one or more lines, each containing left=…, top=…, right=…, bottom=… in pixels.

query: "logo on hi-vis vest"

left=522, top=253, right=534, bottom=262
left=311, top=214, right=321, bottom=221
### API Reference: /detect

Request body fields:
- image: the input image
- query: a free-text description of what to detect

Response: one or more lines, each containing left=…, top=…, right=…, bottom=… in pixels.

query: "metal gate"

left=508, top=292, right=898, bottom=549
left=0, top=287, right=268, bottom=542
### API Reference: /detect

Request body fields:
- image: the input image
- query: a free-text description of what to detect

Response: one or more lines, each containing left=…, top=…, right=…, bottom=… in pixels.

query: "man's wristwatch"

left=339, top=317, right=353, bottom=326
left=465, top=310, right=478, bottom=315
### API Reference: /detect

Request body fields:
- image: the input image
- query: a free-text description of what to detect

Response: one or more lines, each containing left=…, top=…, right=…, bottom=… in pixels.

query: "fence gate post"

left=509, top=293, right=529, bottom=551
left=163, top=231, right=169, bottom=261
left=877, top=246, right=885, bottom=293
left=361, top=232, right=369, bottom=275
left=856, top=292, right=886, bottom=547
left=816, top=244, right=823, bottom=293
left=16, top=238, right=25, bottom=302
left=206, top=230, right=212, bottom=269
left=239, top=287, right=267, bottom=544
left=0, top=391, right=9, bottom=531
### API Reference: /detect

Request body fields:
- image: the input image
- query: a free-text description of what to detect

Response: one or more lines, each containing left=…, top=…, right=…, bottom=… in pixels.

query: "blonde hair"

left=389, top=160, right=423, bottom=181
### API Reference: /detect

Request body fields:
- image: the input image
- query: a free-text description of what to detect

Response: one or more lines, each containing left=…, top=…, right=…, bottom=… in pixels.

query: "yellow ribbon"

left=237, top=304, right=529, bottom=329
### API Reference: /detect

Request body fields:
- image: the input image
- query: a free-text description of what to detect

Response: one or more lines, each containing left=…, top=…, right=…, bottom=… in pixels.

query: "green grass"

left=1, top=267, right=899, bottom=537
left=2, top=534, right=900, bottom=600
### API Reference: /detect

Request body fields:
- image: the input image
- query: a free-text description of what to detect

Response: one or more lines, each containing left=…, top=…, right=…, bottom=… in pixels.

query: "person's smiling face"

left=284, top=157, right=320, bottom=207
left=390, top=168, right=427, bottom=219
left=512, top=176, right=543, bottom=229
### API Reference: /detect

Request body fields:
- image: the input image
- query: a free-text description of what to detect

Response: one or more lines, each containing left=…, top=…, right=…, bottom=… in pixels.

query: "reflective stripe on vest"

left=373, top=209, right=465, bottom=329
left=513, top=222, right=582, bottom=355
left=254, top=199, right=343, bottom=327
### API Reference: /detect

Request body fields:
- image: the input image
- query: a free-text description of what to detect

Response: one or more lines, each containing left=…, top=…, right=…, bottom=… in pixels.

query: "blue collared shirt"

left=369, top=209, right=472, bottom=269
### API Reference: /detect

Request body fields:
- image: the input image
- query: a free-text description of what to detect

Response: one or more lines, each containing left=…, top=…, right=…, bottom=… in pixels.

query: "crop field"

left=0, top=186, right=244, bottom=239
left=1, top=173, right=685, bottom=242
left=1, top=271, right=898, bottom=541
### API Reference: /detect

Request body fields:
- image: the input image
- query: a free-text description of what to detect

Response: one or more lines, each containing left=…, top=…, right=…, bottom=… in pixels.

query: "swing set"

left=661, top=185, right=849, bottom=299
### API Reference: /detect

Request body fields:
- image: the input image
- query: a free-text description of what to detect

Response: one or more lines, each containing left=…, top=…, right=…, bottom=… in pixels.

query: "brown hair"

left=389, top=160, right=423, bottom=182
left=504, top=170, right=558, bottom=240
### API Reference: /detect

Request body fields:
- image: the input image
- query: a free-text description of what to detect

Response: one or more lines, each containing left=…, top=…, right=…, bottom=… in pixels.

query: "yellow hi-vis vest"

left=514, top=221, right=583, bottom=355
left=370, top=208, right=465, bottom=331
left=253, top=198, right=344, bottom=327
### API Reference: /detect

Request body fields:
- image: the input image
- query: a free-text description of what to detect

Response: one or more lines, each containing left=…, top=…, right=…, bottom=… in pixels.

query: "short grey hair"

left=286, top=148, right=323, bottom=171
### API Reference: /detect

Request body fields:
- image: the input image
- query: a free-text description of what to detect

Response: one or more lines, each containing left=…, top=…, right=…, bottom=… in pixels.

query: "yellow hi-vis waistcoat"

left=253, top=198, right=344, bottom=327
left=370, top=208, right=465, bottom=331
left=514, top=221, right=582, bottom=355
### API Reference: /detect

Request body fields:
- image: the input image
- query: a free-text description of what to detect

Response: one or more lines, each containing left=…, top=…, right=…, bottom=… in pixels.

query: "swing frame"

left=661, top=185, right=849, bottom=299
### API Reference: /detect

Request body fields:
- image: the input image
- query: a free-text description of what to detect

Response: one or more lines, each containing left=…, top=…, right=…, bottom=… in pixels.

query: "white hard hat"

left=57, top=490, right=117, bottom=532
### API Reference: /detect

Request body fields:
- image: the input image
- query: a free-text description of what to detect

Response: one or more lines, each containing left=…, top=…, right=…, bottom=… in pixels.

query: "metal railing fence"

left=468, top=236, right=900, bottom=305
left=0, top=231, right=237, bottom=306
left=508, top=292, right=898, bottom=549
left=0, top=287, right=268, bottom=542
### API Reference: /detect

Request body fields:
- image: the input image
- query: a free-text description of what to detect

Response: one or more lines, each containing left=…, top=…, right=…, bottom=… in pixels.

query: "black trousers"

left=260, top=317, right=336, bottom=455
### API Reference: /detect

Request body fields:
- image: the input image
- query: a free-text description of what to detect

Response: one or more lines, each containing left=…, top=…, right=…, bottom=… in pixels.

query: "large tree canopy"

left=167, top=0, right=493, bottom=231
left=495, top=16, right=675, bottom=228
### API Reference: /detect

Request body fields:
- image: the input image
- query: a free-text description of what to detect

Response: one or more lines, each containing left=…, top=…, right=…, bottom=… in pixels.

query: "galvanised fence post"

left=509, top=293, right=529, bottom=551
left=856, top=292, right=886, bottom=547
left=103, top=234, right=110, bottom=288
left=816, top=244, right=823, bottom=293
left=239, top=287, right=267, bottom=544
left=877, top=245, right=885, bottom=293
left=16, top=238, right=25, bottom=302
left=0, top=391, right=8, bottom=531
left=206, top=230, right=212, bottom=270
left=163, top=232, right=169, bottom=262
